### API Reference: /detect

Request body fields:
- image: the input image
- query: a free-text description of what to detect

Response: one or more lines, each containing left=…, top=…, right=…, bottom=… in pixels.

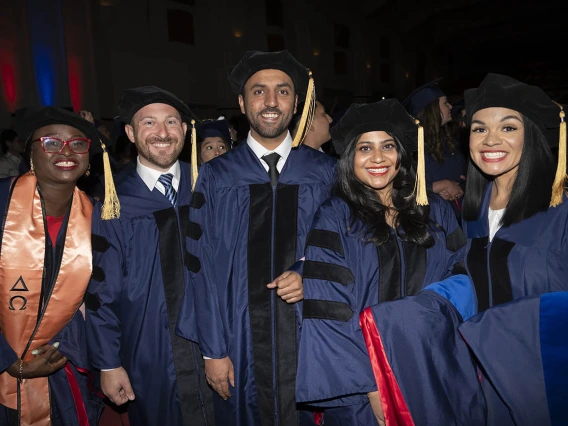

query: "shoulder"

left=315, top=196, right=350, bottom=223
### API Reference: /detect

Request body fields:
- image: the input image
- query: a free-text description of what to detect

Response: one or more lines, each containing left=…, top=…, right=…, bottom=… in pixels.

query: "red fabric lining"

left=360, top=307, right=415, bottom=426
left=64, top=363, right=89, bottom=426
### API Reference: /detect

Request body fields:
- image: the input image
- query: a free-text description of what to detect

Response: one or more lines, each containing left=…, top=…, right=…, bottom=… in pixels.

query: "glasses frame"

left=32, top=137, right=91, bottom=154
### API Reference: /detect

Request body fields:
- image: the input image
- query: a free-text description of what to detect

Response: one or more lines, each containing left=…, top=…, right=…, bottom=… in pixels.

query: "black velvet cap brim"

left=14, top=106, right=105, bottom=154
left=117, top=85, right=193, bottom=125
left=465, top=73, right=562, bottom=147
left=330, top=99, right=418, bottom=155
left=228, top=50, right=309, bottom=96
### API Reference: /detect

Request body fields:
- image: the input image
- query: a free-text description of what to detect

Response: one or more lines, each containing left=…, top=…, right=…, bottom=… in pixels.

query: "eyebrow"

left=43, top=133, right=84, bottom=139
left=356, top=138, right=395, bottom=145
left=471, top=115, right=523, bottom=125
left=249, top=82, right=292, bottom=91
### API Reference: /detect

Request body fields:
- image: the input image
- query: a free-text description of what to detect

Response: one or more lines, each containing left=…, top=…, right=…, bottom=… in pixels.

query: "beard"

left=136, top=135, right=183, bottom=169
left=247, top=107, right=292, bottom=139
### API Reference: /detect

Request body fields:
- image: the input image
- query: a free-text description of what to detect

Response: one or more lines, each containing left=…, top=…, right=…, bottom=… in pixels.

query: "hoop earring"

left=85, top=164, right=91, bottom=177
left=28, top=159, right=35, bottom=176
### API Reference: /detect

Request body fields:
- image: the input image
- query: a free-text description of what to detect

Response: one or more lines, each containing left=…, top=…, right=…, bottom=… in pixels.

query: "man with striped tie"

left=85, top=86, right=215, bottom=426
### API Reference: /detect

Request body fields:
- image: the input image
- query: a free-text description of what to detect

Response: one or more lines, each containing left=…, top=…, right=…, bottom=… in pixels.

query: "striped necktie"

left=158, top=173, right=178, bottom=206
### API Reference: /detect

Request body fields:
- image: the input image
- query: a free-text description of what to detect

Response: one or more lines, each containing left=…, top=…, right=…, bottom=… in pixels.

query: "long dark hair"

left=462, top=114, right=555, bottom=226
left=334, top=133, right=434, bottom=247
left=416, top=101, right=456, bottom=163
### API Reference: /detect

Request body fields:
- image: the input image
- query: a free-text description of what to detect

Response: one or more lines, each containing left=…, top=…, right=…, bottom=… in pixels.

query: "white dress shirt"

left=136, top=157, right=181, bottom=193
left=246, top=131, right=292, bottom=173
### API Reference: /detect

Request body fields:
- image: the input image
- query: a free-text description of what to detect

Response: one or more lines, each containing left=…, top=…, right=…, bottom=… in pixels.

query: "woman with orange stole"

left=0, top=106, right=119, bottom=426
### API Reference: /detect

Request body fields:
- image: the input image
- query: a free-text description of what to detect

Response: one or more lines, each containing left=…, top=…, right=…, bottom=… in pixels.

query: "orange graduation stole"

left=0, top=174, right=93, bottom=426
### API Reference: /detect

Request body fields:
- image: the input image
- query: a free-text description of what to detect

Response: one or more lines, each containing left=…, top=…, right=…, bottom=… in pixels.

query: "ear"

left=294, top=94, right=298, bottom=115
left=238, top=95, right=246, bottom=115
left=182, top=121, right=188, bottom=137
left=125, top=124, right=136, bottom=143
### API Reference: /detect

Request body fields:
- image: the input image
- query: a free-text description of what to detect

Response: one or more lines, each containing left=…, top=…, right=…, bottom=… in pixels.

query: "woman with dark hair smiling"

left=458, top=73, right=568, bottom=425
left=0, top=106, right=118, bottom=426
left=294, top=99, right=475, bottom=426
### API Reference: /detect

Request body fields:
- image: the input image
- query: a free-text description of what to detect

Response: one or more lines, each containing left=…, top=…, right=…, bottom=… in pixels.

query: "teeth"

left=153, top=143, right=171, bottom=148
left=55, top=161, right=76, bottom=167
left=368, top=167, right=388, bottom=173
left=262, top=113, right=278, bottom=119
left=482, top=152, right=506, bottom=159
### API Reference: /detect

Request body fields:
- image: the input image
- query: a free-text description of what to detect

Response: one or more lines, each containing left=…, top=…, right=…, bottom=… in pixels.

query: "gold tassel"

left=191, top=119, right=198, bottom=191
left=550, top=104, right=567, bottom=207
left=292, top=70, right=316, bottom=148
left=414, top=119, right=428, bottom=206
left=100, top=141, right=121, bottom=220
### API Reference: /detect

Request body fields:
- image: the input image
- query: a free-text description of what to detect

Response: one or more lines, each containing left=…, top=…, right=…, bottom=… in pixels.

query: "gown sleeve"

left=84, top=205, right=125, bottom=370
left=296, top=201, right=376, bottom=407
left=176, top=164, right=228, bottom=359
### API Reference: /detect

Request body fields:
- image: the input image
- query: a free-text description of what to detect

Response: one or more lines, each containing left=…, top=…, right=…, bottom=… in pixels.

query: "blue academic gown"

left=459, top=292, right=568, bottom=426
left=359, top=275, right=486, bottom=426
left=85, top=162, right=214, bottom=426
left=295, top=194, right=468, bottom=425
left=176, top=143, right=337, bottom=426
left=0, top=178, right=103, bottom=426
left=462, top=183, right=568, bottom=425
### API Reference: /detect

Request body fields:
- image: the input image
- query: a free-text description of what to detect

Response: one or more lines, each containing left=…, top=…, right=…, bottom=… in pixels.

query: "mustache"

left=147, top=136, right=177, bottom=143
left=257, top=107, right=283, bottom=116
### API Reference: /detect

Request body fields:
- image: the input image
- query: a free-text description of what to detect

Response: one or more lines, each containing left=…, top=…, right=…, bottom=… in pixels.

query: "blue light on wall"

left=27, top=0, right=68, bottom=107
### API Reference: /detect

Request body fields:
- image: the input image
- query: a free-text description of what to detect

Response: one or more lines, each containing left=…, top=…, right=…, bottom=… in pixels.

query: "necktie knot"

left=263, top=152, right=280, bottom=186
left=158, top=173, right=178, bottom=206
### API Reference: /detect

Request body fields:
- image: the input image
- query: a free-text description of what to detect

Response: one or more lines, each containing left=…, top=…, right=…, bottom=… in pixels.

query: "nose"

left=326, top=114, right=332, bottom=123
left=61, top=143, right=73, bottom=156
left=264, top=90, right=278, bottom=108
left=483, top=130, right=502, bottom=147
left=370, top=148, right=385, bottom=163
left=155, top=121, right=168, bottom=138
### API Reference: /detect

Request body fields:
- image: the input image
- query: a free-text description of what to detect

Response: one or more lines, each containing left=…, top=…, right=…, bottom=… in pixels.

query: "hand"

left=368, top=391, right=385, bottom=426
left=6, top=343, right=67, bottom=379
left=78, top=110, right=95, bottom=124
left=433, top=180, right=463, bottom=200
left=100, top=367, right=135, bottom=405
left=267, top=271, right=303, bottom=303
left=204, top=357, right=234, bottom=400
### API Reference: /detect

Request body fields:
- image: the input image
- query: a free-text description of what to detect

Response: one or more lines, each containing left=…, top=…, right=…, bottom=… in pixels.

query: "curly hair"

left=416, top=100, right=456, bottom=163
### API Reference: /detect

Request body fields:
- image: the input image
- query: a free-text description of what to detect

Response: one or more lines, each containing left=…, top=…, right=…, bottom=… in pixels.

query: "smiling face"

left=238, top=69, right=297, bottom=148
left=469, top=107, right=524, bottom=181
left=31, top=124, right=90, bottom=186
left=200, top=136, right=228, bottom=163
left=353, top=131, right=400, bottom=203
left=125, top=103, right=188, bottom=172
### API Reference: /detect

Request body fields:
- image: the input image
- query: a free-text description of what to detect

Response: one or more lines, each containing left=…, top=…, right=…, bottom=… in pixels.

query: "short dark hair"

left=462, top=114, right=555, bottom=226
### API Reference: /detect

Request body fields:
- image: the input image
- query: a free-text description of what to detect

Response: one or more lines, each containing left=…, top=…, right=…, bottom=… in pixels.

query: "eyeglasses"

left=32, top=137, right=91, bottom=154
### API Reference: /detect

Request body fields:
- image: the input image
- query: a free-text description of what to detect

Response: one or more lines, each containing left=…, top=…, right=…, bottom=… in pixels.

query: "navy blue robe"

left=0, top=178, right=103, bottom=426
left=295, top=195, right=467, bottom=425
left=85, top=162, right=214, bottom=426
left=459, top=292, right=568, bottom=426
left=463, top=183, right=568, bottom=425
left=176, top=143, right=337, bottom=426
left=360, top=275, right=486, bottom=426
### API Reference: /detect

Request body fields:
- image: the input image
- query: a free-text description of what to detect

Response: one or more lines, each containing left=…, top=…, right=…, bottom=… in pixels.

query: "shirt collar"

left=136, top=157, right=181, bottom=191
left=246, top=131, right=292, bottom=163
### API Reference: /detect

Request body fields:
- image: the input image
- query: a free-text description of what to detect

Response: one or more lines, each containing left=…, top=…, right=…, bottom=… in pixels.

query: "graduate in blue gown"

left=295, top=99, right=470, bottom=425
left=176, top=50, right=337, bottom=426
left=460, top=73, right=568, bottom=425
left=0, top=107, right=110, bottom=425
left=85, top=86, right=214, bottom=426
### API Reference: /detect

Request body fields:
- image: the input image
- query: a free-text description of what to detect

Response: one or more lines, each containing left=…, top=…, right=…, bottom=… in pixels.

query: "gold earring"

left=28, top=159, right=35, bottom=176
left=85, top=164, right=91, bottom=177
